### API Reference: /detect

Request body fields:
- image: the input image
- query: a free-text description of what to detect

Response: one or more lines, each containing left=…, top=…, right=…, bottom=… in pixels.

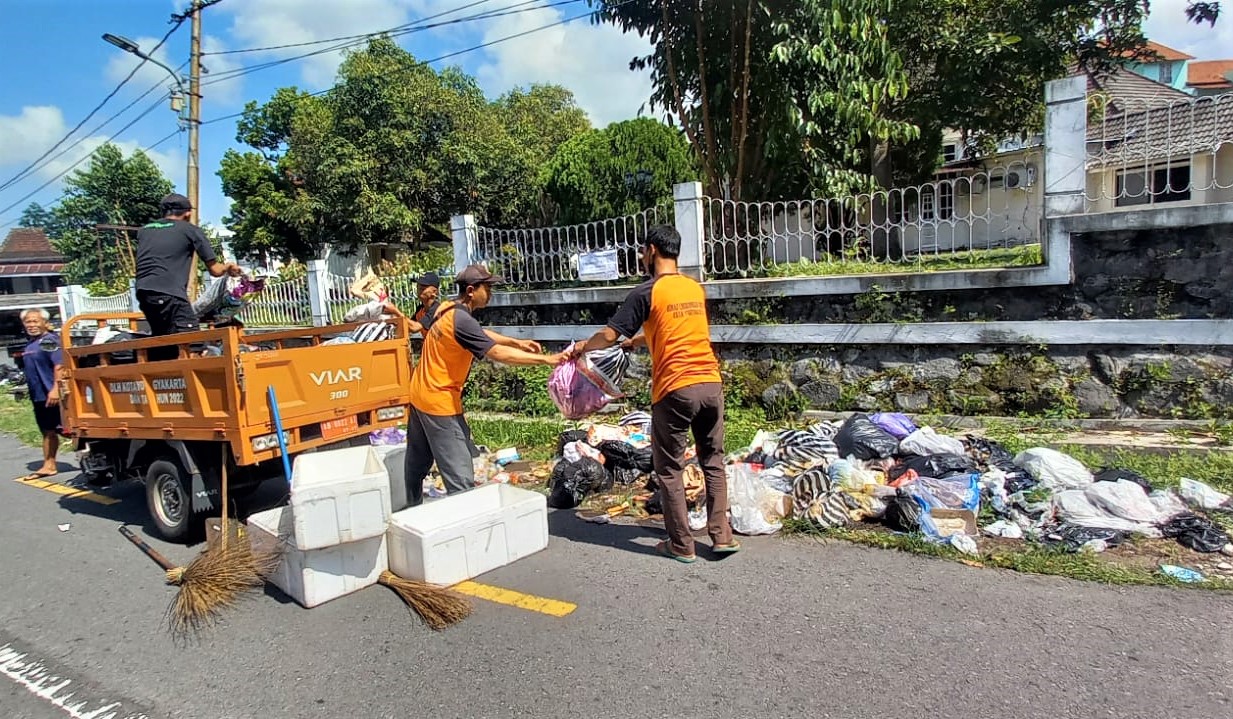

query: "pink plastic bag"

left=548, top=360, right=614, bottom=420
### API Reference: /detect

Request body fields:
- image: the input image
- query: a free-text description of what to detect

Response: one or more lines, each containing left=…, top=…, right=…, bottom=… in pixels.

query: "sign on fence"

left=577, top=249, right=620, bottom=282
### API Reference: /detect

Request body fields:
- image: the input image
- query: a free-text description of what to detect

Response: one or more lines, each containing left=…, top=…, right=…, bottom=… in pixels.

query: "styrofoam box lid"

left=247, top=505, right=292, bottom=538
left=390, top=484, right=544, bottom=535
left=291, top=445, right=386, bottom=488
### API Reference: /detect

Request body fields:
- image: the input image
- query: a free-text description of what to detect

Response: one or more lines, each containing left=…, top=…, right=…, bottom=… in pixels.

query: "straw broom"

left=377, top=571, right=473, bottom=630
left=164, top=446, right=281, bottom=636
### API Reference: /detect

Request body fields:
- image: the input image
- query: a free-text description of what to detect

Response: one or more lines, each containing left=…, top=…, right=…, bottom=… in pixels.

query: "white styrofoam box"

left=289, top=445, right=392, bottom=550
left=371, top=444, right=409, bottom=512
left=387, top=484, right=548, bottom=586
left=247, top=506, right=387, bottom=609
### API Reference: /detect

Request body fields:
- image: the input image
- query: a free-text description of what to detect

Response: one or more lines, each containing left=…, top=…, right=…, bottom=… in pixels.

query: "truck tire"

left=146, top=459, right=200, bottom=542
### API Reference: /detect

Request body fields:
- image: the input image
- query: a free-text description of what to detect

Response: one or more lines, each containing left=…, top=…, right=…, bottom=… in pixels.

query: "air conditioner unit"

left=1003, top=165, right=1037, bottom=190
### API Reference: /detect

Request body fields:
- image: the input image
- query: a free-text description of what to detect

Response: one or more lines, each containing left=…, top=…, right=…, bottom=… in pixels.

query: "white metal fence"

left=1086, top=91, right=1233, bottom=211
left=704, top=164, right=1044, bottom=279
left=238, top=277, right=311, bottom=327
left=322, top=269, right=455, bottom=323
left=78, top=291, right=132, bottom=314
left=470, top=205, right=671, bottom=290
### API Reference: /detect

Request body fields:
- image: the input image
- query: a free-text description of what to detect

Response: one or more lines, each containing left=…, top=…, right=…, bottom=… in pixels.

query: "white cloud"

left=472, top=1, right=654, bottom=126
left=0, top=104, right=184, bottom=191
left=223, top=0, right=418, bottom=89
left=1143, top=0, right=1233, bottom=62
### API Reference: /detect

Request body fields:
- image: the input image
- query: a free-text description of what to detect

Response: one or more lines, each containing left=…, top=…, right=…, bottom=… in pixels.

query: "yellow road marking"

left=451, top=580, right=577, bottom=617
left=14, top=476, right=118, bottom=505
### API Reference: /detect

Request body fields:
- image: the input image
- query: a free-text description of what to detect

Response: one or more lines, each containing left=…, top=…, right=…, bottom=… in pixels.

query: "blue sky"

left=1, top=0, right=1229, bottom=246
left=0, top=0, right=655, bottom=236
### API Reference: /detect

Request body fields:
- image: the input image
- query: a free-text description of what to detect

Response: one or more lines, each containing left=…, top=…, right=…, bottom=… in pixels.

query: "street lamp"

left=102, top=33, right=186, bottom=113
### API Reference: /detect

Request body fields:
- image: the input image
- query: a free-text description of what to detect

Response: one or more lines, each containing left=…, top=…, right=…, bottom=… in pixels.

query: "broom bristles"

left=378, top=570, right=472, bottom=630
left=166, top=525, right=283, bottom=638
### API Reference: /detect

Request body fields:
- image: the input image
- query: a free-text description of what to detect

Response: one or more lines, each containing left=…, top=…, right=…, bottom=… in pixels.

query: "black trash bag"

left=607, top=466, right=643, bottom=487
left=547, top=457, right=608, bottom=509
left=883, top=491, right=924, bottom=533
left=889, top=453, right=978, bottom=482
left=644, top=490, right=662, bottom=516
left=964, top=435, right=1017, bottom=472
left=598, top=440, right=654, bottom=473
left=1003, top=471, right=1039, bottom=495
left=1160, top=512, right=1230, bottom=553
left=555, top=429, right=589, bottom=457
left=835, top=413, right=900, bottom=461
left=1093, top=468, right=1153, bottom=494
left=1041, top=524, right=1128, bottom=552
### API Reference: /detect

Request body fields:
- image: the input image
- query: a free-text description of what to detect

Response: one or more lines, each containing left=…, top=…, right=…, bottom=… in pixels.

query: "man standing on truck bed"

left=405, top=264, right=565, bottom=505
left=20, top=308, right=63, bottom=478
left=568, top=225, right=737, bottom=563
left=135, top=193, right=241, bottom=337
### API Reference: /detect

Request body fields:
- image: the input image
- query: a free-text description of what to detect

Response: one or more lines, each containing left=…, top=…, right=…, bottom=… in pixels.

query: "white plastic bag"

left=1148, top=489, right=1188, bottom=520
left=1014, top=448, right=1093, bottom=491
left=1053, top=490, right=1162, bottom=536
left=898, top=427, right=966, bottom=457
left=981, top=520, right=1024, bottom=539
left=343, top=300, right=386, bottom=324
left=1086, top=479, right=1164, bottom=524
left=1178, top=477, right=1231, bottom=510
left=727, top=463, right=784, bottom=536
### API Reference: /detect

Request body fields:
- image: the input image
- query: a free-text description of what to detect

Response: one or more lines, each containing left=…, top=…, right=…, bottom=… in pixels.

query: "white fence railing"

left=238, top=277, right=311, bottom=327
left=78, top=291, right=131, bottom=314
left=1085, top=91, right=1233, bottom=211
left=470, top=205, right=671, bottom=290
left=322, top=268, right=455, bottom=323
left=704, top=164, right=1044, bottom=279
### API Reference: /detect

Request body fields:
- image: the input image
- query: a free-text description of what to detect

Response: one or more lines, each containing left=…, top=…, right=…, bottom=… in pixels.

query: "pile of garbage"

left=368, top=427, right=551, bottom=500
left=728, top=412, right=1233, bottom=558
left=0, top=363, right=26, bottom=390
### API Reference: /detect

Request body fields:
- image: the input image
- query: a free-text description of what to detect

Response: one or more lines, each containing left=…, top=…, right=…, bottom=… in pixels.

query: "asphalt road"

left=0, top=433, right=1231, bottom=719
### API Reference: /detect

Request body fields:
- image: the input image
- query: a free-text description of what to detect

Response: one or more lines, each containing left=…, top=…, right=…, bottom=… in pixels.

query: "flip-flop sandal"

left=655, top=540, right=696, bottom=564
left=713, top=540, right=742, bottom=555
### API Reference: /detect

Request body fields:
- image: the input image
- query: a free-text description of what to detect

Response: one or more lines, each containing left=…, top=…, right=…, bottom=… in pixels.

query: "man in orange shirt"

left=569, top=225, right=736, bottom=562
left=405, top=264, right=566, bottom=505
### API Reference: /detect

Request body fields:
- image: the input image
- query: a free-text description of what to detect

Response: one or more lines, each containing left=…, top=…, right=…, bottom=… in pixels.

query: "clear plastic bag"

left=727, top=463, right=784, bottom=536
left=548, top=360, right=614, bottom=420
left=1013, top=448, right=1093, bottom=491
left=898, top=427, right=966, bottom=457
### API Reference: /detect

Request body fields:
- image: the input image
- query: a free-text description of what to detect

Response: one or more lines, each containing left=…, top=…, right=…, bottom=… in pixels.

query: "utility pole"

left=186, top=0, right=203, bottom=299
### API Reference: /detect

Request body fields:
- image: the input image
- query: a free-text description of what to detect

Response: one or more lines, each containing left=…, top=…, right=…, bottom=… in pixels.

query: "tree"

left=591, top=1, right=1159, bottom=200
left=219, top=38, right=591, bottom=263
left=52, top=143, right=173, bottom=285
left=1187, top=2, right=1220, bottom=25
left=18, top=202, right=56, bottom=232
left=541, top=118, right=697, bottom=224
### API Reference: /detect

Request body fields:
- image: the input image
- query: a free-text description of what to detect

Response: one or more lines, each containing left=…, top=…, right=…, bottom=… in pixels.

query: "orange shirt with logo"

left=607, top=273, right=721, bottom=404
left=409, top=302, right=495, bottom=416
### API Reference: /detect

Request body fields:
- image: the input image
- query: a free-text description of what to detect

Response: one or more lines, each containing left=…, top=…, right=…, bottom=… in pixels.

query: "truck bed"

left=60, top=314, right=411, bottom=466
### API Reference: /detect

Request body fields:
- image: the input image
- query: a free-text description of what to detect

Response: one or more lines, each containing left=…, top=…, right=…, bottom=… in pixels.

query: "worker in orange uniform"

left=405, top=264, right=566, bottom=504
left=568, top=225, right=737, bottom=562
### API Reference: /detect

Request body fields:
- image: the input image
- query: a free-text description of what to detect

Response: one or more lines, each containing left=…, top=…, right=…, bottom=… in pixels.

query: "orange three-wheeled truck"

left=57, top=313, right=412, bottom=541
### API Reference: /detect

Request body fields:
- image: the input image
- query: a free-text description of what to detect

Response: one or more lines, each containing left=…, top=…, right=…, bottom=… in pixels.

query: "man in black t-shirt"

left=135, top=193, right=241, bottom=337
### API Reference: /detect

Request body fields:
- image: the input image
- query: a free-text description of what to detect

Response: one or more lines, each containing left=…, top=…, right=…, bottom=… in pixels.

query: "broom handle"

left=118, top=526, right=177, bottom=572
left=220, top=444, right=229, bottom=550
left=267, top=385, right=293, bottom=483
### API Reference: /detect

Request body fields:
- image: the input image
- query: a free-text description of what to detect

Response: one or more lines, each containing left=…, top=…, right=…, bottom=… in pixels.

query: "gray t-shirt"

left=135, top=219, right=216, bottom=299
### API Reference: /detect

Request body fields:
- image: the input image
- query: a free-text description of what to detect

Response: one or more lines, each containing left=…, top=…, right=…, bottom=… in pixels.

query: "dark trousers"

left=650, top=382, right=732, bottom=556
left=404, top=405, right=481, bottom=506
left=137, top=290, right=197, bottom=361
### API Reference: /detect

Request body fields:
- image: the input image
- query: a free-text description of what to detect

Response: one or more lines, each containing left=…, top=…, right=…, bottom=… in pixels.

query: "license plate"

left=320, top=415, right=359, bottom=440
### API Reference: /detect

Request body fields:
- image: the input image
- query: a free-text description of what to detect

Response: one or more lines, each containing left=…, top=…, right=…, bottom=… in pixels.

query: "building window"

left=938, top=182, right=955, bottom=220
left=1159, top=63, right=1174, bottom=85
left=919, top=187, right=935, bottom=220
left=1115, top=165, right=1191, bottom=207
left=942, top=144, right=959, bottom=163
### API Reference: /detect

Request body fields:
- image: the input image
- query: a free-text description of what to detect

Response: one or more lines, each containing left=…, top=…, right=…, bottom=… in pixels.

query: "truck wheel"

left=146, top=459, right=199, bottom=542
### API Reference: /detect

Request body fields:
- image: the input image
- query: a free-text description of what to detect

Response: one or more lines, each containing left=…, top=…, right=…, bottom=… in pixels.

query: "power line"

left=201, top=0, right=628, bottom=127
left=0, top=19, right=186, bottom=194
left=0, top=96, right=177, bottom=219
left=199, top=0, right=573, bottom=88
left=203, top=0, right=499, bottom=55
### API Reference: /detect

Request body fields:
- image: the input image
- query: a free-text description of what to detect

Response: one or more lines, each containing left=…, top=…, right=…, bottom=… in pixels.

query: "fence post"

left=56, top=285, right=77, bottom=320
left=1043, top=75, right=1087, bottom=218
left=672, top=182, right=706, bottom=281
left=306, top=259, right=330, bottom=327
left=128, top=279, right=139, bottom=312
left=450, top=214, right=476, bottom=272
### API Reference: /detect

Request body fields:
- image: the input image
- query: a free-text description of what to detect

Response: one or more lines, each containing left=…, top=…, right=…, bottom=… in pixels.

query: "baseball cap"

left=455, top=264, right=504, bottom=288
left=416, top=271, right=441, bottom=288
left=160, top=193, right=193, bottom=212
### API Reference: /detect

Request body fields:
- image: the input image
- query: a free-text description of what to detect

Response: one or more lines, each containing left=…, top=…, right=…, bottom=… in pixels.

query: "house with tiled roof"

left=1187, top=60, right=1233, bottom=96
left=0, top=227, right=65, bottom=313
